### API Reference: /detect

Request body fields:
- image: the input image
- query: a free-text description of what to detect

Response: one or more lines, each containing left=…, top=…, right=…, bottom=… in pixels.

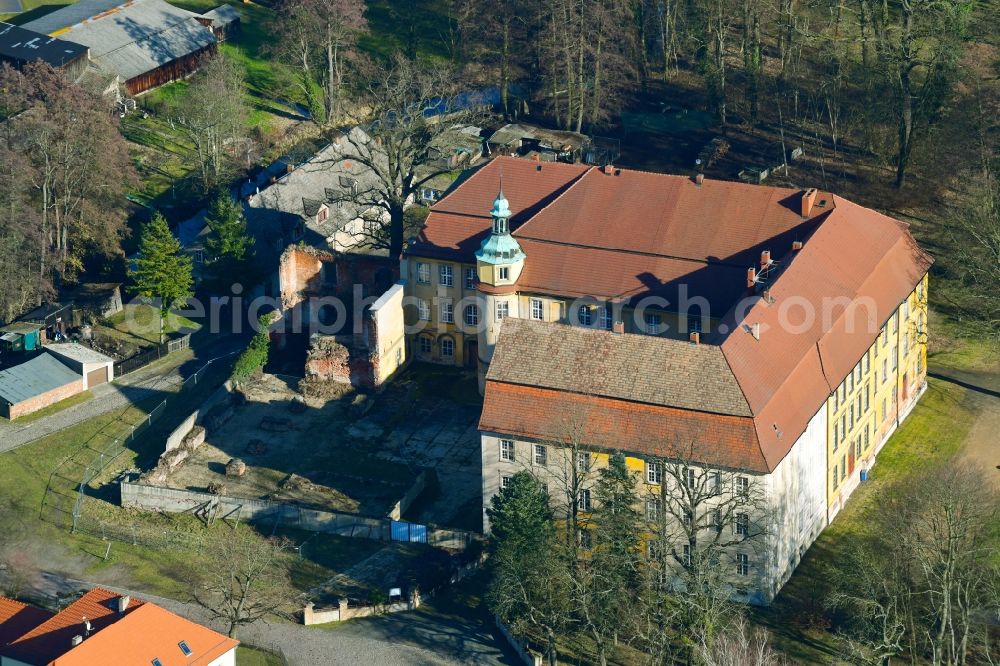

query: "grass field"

left=236, top=645, right=284, bottom=666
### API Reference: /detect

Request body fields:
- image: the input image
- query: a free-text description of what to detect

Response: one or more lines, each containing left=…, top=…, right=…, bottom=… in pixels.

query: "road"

left=0, top=332, right=247, bottom=452
left=33, top=573, right=517, bottom=666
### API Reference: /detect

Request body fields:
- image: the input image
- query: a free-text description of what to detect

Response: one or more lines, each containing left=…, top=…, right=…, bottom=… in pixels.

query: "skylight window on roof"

left=179, top=640, right=192, bottom=656
left=152, top=659, right=163, bottom=666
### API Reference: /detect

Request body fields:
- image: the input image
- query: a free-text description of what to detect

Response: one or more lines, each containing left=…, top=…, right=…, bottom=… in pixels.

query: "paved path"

left=0, top=335, right=245, bottom=452
left=34, top=573, right=516, bottom=666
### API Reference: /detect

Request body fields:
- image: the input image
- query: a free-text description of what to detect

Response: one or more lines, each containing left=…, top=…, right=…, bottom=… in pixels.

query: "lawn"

left=236, top=645, right=284, bottom=666
left=757, top=329, right=997, bottom=664
left=100, top=303, right=202, bottom=348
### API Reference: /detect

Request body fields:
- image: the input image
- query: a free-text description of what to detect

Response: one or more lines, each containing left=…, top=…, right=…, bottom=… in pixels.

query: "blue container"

left=860, top=469, right=869, bottom=482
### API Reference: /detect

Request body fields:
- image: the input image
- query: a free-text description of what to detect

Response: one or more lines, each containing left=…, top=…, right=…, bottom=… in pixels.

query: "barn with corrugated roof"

left=22, top=0, right=218, bottom=94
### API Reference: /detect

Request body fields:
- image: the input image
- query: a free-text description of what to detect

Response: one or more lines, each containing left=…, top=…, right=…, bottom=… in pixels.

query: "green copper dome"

left=476, top=189, right=524, bottom=265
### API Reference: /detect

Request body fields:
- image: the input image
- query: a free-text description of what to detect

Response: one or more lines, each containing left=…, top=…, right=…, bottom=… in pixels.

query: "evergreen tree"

left=585, top=451, right=644, bottom=665
left=231, top=313, right=274, bottom=383
left=129, top=212, right=193, bottom=344
left=204, top=194, right=255, bottom=290
left=487, top=471, right=571, bottom=666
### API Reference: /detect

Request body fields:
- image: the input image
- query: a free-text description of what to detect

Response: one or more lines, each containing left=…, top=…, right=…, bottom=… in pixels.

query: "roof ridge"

left=510, top=162, right=595, bottom=237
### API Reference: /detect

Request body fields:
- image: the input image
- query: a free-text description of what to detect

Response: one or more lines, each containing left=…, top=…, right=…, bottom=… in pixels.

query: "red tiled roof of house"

left=407, top=158, right=589, bottom=261
left=1, top=588, right=238, bottom=666
left=471, top=161, right=932, bottom=472
left=53, top=602, right=239, bottom=666
left=479, top=381, right=768, bottom=472
left=513, top=167, right=821, bottom=266
left=3, top=588, right=146, bottom=665
left=0, top=597, right=52, bottom=648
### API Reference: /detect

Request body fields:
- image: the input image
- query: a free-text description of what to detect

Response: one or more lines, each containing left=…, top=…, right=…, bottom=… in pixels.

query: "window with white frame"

left=416, top=263, right=430, bottom=284
left=685, top=467, right=696, bottom=489
left=464, top=267, right=476, bottom=289
left=418, top=299, right=430, bottom=321
left=530, top=298, right=544, bottom=320
left=864, top=423, right=870, bottom=449
left=419, top=336, right=431, bottom=354
left=892, top=312, right=899, bottom=333
left=892, top=346, right=898, bottom=370
left=578, top=306, right=592, bottom=326
left=682, top=544, right=692, bottom=567
left=863, top=350, right=871, bottom=374
left=644, top=312, right=661, bottom=335
left=440, top=301, right=454, bottom=324
left=713, top=508, right=723, bottom=533
left=439, top=264, right=454, bottom=287
left=464, top=304, right=479, bottom=327
left=646, top=498, right=661, bottom=521
left=712, top=471, right=721, bottom=493
left=600, top=304, right=613, bottom=330
left=736, top=553, right=749, bottom=576
left=735, top=512, right=749, bottom=536
left=735, top=476, right=749, bottom=495
left=833, top=390, right=839, bottom=411
left=500, top=474, right=512, bottom=490
left=683, top=509, right=693, bottom=526
left=578, top=488, right=592, bottom=512
left=841, top=455, right=847, bottom=481
left=917, top=281, right=924, bottom=301
left=534, top=444, right=547, bottom=465
left=577, top=451, right=591, bottom=472
left=500, top=439, right=515, bottom=462
left=864, top=384, right=870, bottom=412
left=855, top=364, right=861, bottom=386
left=441, top=338, right=454, bottom=357
left=498, top=266, right=509, bottom=281
left=882, top=358, right=889, bottom=384
left=833, top=422, right=839, bottom=450
left=646, top=461, right=662, bottom=484
left=903, top=332, right=909, bottom=354
left=496, top=301, right=509, bottom=321
left=840, top=414, right=846, bottom=442
left=579, top=528, right=592, bottom=549
left=833, top=464, right=839, bottom=488
left=855, top=437, right=861, bottom=458
left=881, top=326, right=888, bottom=347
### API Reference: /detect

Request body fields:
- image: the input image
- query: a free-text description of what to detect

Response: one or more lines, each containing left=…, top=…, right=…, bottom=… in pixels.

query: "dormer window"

left=317, top=206, right=329, bottom=222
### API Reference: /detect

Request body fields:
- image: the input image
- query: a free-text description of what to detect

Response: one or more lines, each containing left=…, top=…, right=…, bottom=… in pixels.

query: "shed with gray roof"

left=22, top=0, right=217, bottom=94
left=0, top=354, right=84, bottom=420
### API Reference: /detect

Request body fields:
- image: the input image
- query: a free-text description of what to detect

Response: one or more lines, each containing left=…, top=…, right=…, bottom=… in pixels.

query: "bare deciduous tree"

left=194, top=528, right=291, bottom=638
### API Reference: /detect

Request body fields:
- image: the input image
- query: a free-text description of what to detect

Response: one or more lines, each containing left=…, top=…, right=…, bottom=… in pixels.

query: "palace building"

left=401, top=156, right=930, bottom=603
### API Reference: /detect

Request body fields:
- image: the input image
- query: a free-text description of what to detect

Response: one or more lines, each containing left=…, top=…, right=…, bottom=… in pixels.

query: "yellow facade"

left=405, top=256, right=720, bottom=369
left=825, top=273, right=929, bottom=518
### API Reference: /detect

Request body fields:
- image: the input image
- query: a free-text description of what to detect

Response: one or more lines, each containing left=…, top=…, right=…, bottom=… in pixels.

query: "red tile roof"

left=1, top=588, right=237, bottom=666
left=408, top=158, right=589, bottom=261
left=468, top=160, right=932, bottom=472
left=54, top=602, right=238, bottom=666
left=4, top=588, right=144, bottom=665
left=479, top=382, right=769, bottom=472
left=0, top=597, right=52, bottom=648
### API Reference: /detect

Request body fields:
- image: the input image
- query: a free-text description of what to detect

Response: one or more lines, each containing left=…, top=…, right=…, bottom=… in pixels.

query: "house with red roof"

left=401, top=156, right=931, bottom=603
left=0, top=588, right=238, bottom=666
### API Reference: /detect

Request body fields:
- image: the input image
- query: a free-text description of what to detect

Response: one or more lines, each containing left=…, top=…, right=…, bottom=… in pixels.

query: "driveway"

left=0, top=333, right=245, bottom=452
left=33, top=573, right=517, bottom=666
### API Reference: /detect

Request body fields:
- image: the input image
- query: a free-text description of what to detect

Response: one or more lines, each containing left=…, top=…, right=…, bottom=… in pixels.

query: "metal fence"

left=68, top=354, right=227, bottom=534
left=113, top=333, right=191, bottom=377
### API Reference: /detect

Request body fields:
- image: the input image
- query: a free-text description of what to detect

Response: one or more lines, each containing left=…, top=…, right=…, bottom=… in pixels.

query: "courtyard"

left=161, top=364, right=484, bottom=529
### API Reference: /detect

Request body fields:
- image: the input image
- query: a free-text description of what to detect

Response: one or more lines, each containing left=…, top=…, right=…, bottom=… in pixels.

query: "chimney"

left=612, top=321, right=624, bottom=335
left=694, top=173, right=704, bottom=186
left=84, top=619, right=92, bottom=635
left=602, top=164, right=614, bottom=175
left=117, top=595, right=130, bottom=613
left=760, top=250, right=771, bottom=269
left=689, top=331, right=700, bottom=345
left=792, top=240, right=803, bottom=251
left=71, top=635, right=83, bottom=647
left=746, top=267, right=757, bottom=289
left=286, top=163, right=295, bottom=174
left=751, top=322, right=761, bottom=340
left=801, top=188, right=818, bottom=217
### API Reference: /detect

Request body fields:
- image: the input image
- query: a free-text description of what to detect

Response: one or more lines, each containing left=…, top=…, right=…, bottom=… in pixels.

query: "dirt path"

left=928, top=366, right=1000, bottom=488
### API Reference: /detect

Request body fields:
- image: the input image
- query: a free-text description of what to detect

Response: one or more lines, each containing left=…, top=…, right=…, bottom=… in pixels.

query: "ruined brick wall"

left=304, top=335, right=355, bottom=385
left=279, top=246, right=336, bottom=311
